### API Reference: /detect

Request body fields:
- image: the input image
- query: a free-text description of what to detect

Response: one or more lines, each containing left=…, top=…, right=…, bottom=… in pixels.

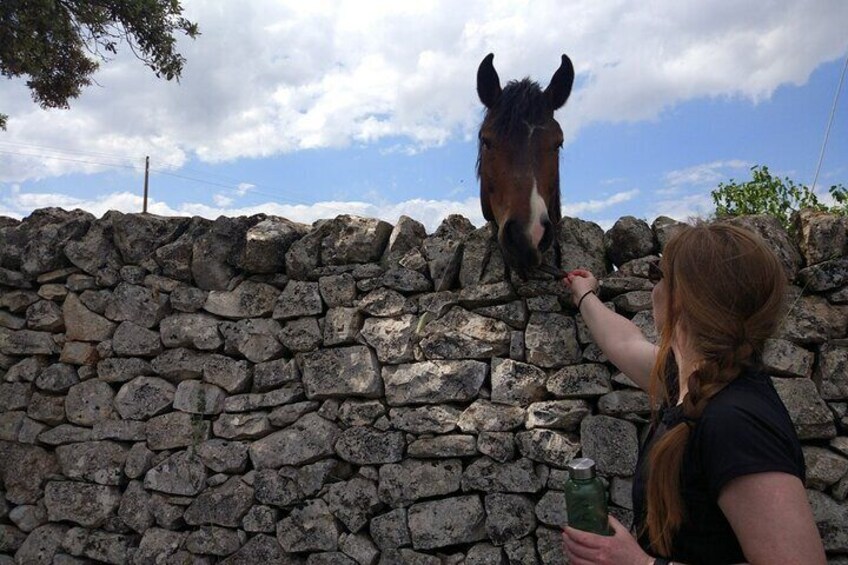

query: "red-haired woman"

left=561, top=222, right=826, bottom=565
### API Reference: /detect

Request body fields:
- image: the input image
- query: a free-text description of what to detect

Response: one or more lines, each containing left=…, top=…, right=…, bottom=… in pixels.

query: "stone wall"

left=0, top=207, right=846, bottom=564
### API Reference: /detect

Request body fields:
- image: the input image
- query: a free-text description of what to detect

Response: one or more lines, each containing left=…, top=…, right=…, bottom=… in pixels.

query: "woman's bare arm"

left=719, top=473, right=826, bottom=565
left=567, top=270, right=657, bottom=392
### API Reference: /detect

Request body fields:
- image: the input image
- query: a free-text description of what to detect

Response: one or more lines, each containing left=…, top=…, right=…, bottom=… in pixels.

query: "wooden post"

left=143, top=156, right=150, bottom=213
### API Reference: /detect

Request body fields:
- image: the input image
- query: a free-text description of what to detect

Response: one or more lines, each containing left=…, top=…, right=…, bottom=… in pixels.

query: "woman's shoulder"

left=698, top=369, right=798, bottom=439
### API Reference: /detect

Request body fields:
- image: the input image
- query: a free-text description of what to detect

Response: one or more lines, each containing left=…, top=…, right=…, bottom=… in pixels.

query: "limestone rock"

left=457, top=399, right=525, bottom=433
left=150, top=347, right=205, bottom=381
left=111, top=321, right=162, bottom=357
left=114, top=377, right=175, bottom=420
left=12, top=524, right=68, bottom=565
left=461, top=458, right=543, bottom=493
left=277, top=499, right=340, bottom=553
left=525, top=400, right=591, bottom=431
left=160, top=313, right=222, bottom=350
left=185, top=525, right=243, bottom=556
left=724, top=215, right=802, bottom=281
left=407, top=495, right=486, bottom=550
left=273, top=280, right=323, bottom=320
left=0, top=442, right=60, bottom=504
left=525, top=312, right=581, bottom=368
left=279, top=317, right=323, bottom=352
left=44, top=481, right=120, bottom=527
left=218, top=533, right=286, bottom=565
left=55, top=441, right=127, bottom=485
left=105, top=283, right=169, bottom=328
left=192, top=440, right=247, bottom=474
left=816, top=341, right=848, bottom=401
left=145, top=411, right=210, bottom=450
left=204, top=280, right=280, bottom=318
left=604, top=216, right=655, bottom=268
left=323, top=477, right=381, bottom=533
left=515, top=429, right=580, bottom=468
left=795, top=209, right=847, bottom=266
left=484, top=493, right=536, bottom=546
left=173, top=380, right=226, bottom=415
left=65, top=380, right=115, bottom=426
left=0, top=328, right=59, bottom=356
left=491, top=358, right=547, bottom=406
left=558, top=217, right=609, bottom=276
left=580, top=415, right=639, bottom=476
left=382, top=360, right=487, bottom=406
left=369, top=508, right=410, bottom=550
left=143, top=450, right=208, bottom=496
left=388, top=405, right=460, bottom=434
left=419, top=307, right=510, bottom=360
left=249, top=412, right=340, bottom=469
left=204, top=354, right=251, bottom=393
left=184, top=476, right=254, bottom=527
left=220, top=318, right=284, bottom=363
left=319, top=273, right=358, bottom=307
left=762, top=338, right=815, bottom=378
left=33, top=363, right=78, bottom=393
left=19, top=208, right=93, bottom=277
left=62, top=526, right=134, bottom=564
left=378, top=459, right=462, bottom=507
left=97, top=357, right=152, bottom=383
left=547, top=363, right=612, bottom=398
left=407, top=435, right=477, bottom=458
left=335, top=427, right=405, bottom=465
left=359, top=314, right=415, bottom=364
left=772, top=377, right=837, bottom=439
left=321, top=215, right=393, bottom=266
left=242, top=217, right=307, bottom=273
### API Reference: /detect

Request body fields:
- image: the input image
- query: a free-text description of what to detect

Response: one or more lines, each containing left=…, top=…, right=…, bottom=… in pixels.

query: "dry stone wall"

left=0, top=207, right=847, bottom=564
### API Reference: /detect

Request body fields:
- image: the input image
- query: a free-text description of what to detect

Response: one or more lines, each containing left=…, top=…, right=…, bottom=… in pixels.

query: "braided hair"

left=643, top=222, right=787, bottom=555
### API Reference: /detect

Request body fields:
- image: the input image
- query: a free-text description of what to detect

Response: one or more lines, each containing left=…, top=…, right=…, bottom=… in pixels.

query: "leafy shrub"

left=712, top=165, right=847, bottom=230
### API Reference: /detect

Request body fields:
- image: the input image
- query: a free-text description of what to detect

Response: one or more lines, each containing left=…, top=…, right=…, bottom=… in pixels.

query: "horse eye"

left=480, top=137, right=492, bottom=150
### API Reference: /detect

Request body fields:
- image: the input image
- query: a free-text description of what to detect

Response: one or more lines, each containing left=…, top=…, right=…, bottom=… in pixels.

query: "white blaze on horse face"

left=525, top=122, right=550, bottom=250
left=528, top=178, right=549, bottom=249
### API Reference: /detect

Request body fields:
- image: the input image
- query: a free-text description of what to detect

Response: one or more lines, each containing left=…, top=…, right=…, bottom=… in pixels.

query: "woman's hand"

left=562, top=515, right=652, bottom=565
left=564, top=269, right=599, bottom=308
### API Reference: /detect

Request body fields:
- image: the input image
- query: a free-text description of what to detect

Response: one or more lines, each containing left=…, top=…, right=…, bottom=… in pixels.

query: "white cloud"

left=663, top=160, right=751, bottom=190
left=0, top=0, right=846, bottom=183
left=0, top=183, right=637, bottom=233
left=649, top=192, right=717, bottom=222
left=564, top=189, right=640, bottom=215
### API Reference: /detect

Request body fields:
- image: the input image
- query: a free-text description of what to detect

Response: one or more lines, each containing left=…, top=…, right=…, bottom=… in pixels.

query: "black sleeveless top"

left=632, top=369, right=805, bottom=564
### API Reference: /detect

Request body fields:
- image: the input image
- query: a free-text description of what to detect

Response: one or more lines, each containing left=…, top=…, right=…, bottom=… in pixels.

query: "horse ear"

left=545, top=54, right=575, bottom=110
left=477, top=53, right=502, bottom=108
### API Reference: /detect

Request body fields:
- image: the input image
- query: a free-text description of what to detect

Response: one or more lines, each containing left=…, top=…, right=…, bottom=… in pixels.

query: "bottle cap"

left=566, top=457, right=597, bottom=480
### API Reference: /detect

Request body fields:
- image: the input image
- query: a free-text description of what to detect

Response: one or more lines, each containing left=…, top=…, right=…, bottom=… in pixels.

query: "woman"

left=560, top=222, right=826, bottom=565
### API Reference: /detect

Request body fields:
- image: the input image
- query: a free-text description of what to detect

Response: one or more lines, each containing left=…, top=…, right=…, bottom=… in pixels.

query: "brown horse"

left=476, top=53, right=574, bottom=278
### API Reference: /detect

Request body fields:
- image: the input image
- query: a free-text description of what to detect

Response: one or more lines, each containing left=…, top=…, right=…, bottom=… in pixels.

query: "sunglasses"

left=647, top=259, right=664, bottom=283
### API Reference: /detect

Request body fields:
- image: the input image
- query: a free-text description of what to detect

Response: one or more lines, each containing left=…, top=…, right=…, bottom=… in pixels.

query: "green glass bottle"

left=565, top=457, right=611, bottom=536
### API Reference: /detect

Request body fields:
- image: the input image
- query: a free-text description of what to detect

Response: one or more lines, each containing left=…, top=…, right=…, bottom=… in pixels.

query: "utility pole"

left=143, top=156, right=150, bottom=213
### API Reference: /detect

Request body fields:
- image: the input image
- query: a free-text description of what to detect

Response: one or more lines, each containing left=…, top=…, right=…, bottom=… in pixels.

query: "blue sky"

left=1, top=1, right=846, bottom=231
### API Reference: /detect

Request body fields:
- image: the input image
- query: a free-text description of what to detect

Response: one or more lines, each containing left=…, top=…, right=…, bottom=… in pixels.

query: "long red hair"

left=644, top=222, right=787, bottom=555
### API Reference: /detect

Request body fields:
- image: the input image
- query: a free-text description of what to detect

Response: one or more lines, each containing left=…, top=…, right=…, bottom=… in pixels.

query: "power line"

left=811, top=51, right=848, bottom=193
left=0, top=148, right=143, bottom=171
left=0, top=146, right=317, bottom=207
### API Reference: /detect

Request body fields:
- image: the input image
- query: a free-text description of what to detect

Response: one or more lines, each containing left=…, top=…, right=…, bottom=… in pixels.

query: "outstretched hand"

left=562, top=514, right=651, bottom=565
left=562, top=269, right=599, bottom=308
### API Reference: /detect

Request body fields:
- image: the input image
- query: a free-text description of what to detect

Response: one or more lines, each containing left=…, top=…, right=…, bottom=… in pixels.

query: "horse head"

left=476, top=53, right=574, bottom=278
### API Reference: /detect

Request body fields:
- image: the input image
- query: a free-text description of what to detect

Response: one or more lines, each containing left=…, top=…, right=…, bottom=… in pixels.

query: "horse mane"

left=476, top=78, right=548, bottom=178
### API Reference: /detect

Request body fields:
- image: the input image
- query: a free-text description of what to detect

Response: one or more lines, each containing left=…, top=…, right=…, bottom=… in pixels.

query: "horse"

left=476, top=53, right=575, bottom=278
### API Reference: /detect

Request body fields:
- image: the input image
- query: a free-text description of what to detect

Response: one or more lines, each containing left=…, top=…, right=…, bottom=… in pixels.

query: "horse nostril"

left=539, top=219, right=554, bottom=251
left=502, top=220, right=523, bottom=249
